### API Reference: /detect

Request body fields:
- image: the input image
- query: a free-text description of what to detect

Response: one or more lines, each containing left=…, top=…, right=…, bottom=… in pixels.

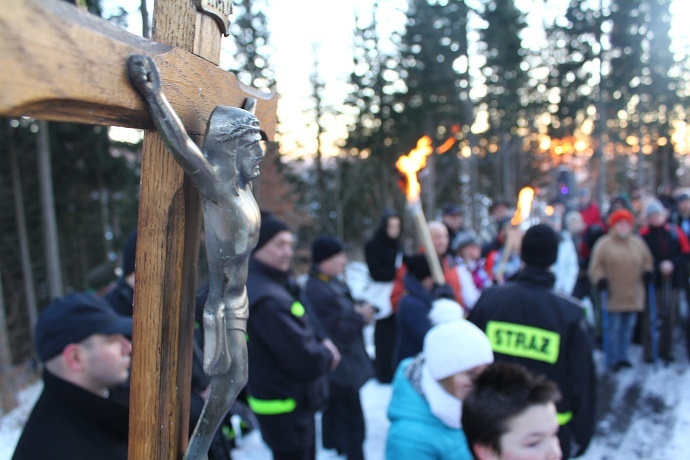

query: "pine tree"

left=602, top=0, right=682, bottom=191
left=227, top=0, right=274, bottom=92
left=397, top=0, right=476, bottom=212
left=343, top=3, right=408, bottom=243
left=478, top=0, right=530, bottom=201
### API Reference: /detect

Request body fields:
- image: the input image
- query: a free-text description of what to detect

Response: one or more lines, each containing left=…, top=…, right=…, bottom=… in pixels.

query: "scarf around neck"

left=420, top=362, right=463, bottom=429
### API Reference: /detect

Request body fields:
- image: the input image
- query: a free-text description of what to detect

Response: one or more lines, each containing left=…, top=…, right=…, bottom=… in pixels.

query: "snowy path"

left=585, top=345, right=690, bottom=460
left=221, top=344, right=690, bottom=460
left=2, top=355, right=690, bottom=460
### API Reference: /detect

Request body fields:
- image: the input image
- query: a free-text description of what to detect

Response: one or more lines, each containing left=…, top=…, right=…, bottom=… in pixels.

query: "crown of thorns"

left=220, top=123, right=261, bottom=140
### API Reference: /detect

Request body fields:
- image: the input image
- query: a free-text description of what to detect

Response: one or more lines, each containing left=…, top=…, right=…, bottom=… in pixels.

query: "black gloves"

left=432, top=284, right=455, bottom=301
left=596, top=278, right=608, bottom=291
left=642, top=270, right=654, bottom=284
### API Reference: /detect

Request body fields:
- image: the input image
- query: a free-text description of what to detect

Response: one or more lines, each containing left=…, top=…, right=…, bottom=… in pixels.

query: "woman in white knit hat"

left=386, top=300, right=494, bottom=460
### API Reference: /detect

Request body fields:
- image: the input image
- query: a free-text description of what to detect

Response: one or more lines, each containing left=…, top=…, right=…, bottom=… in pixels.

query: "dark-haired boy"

left=462, top=362, right=562, bottom=460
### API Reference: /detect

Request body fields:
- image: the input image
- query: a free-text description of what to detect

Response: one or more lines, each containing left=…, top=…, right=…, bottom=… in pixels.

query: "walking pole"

left=662, top=275, right=673, bottom=362
left=647, top=281, right=659, bottom=368
left=600, top=289, right=610, bottom=368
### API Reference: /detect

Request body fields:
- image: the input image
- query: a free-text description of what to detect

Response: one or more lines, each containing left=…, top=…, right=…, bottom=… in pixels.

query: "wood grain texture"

left=0, top=0, right=277, bottom=139
left=130, top=0, right=208, bottom=458
left=130, top=133, right=203, bottom=460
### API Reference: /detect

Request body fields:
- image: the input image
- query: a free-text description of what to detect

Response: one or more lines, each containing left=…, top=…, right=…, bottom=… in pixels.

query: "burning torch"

left=396, top=136, right=446, bottom=285
left=495, top=186, right=535, bottom=284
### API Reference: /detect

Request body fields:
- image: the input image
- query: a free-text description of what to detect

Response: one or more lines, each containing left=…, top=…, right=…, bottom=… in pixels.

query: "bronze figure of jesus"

left=128, top=54, right=263, bottom=460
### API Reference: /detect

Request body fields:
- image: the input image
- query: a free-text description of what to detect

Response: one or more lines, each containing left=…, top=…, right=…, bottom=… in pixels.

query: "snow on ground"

left=0, top=382, right=41, bottom=460
left=232, top=379, right=392, bottom=460
left=213, top=346, right=690, bottom=460
left=584, top=345, right=690, bottom=460
left=3, top=344, right=690, bottom=459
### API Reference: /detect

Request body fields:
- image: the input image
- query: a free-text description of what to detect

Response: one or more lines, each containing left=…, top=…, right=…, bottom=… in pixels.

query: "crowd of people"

left=12, top=185, right=690, bottom=460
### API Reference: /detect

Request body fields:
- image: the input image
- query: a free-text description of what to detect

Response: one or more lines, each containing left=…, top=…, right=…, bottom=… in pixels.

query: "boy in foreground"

left=462, top=362, right=562, bottom=460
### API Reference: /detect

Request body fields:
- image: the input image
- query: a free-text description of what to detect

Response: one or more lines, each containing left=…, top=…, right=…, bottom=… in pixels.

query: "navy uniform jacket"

left=13, top=370, right=129, bottom=460
left=245, top=258, right=333, bottom=416
left=394, top=273, right=433, bottom=368
left=103, top=278, right=134, bottom=317
left=468, top=266, right=595, bottom=458
left=303, top=270, right=374, bottom=390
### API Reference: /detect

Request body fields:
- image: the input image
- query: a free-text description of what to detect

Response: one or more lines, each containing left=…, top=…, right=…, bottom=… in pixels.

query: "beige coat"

left=588, top=232, right=654, bottom=312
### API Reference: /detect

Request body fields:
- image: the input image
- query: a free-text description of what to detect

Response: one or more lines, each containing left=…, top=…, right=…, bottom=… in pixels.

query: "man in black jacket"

left=468, top=224, right=595, bottom=459
left=13, top=293, right=132, bottom=460
left=246, top=213, right=340, bottom=460
left=304, top=236, right=376, bottom=460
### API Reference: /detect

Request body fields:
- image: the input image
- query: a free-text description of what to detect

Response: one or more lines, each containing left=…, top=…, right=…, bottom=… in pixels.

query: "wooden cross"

left=0, top=1, right=277, bottom=459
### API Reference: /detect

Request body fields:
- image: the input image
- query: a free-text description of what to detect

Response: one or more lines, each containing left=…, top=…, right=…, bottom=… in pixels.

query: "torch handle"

left=495, top=225, right=517, bottom=284
left=409, top=201, right=446, bottom=285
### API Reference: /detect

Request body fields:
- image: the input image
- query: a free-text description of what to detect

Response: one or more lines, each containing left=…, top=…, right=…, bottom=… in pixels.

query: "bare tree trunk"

left=593, top=152, right=605, bottom=208
left=37, top=120, right=64, bottom=299
left=593, top=95, right=607, bottom=208
left=311, top=46, right=329, bottom=234
left=661, top=143, right=670, bottom=187
left=508, top=137, right=520, bottom=199
left=140, top=0, right=150, bottom=39
left=0, top=260, right=19, bottom=413
left=494, top=147, right=503, bottom=199
left=460, top=94, right=479, bottom=231
left=593, top=13, right=607, bottom=208
left=96, top=164, right=115, bottom=262
left=501, top=135, right=512, bottom=201
left=8, top=121, right=38, bottom=333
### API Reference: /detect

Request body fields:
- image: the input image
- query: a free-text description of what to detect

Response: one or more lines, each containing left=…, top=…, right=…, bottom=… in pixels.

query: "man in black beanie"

left=252, top=211, right=291, bottom=256
left=303, top=236, right=375, bottom=460
left=246, top=213, right=341, bottom=460
left=468, top=224, right=595, bottom=460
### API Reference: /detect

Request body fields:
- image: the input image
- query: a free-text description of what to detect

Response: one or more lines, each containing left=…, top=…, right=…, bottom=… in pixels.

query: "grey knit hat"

left=646, top=199, right=665, bottom=217
left=450, top=230, right=481, bottom=253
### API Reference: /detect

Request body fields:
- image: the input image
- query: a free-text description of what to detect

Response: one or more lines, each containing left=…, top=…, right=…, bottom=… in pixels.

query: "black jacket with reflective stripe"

left=468, top=266, right=596, bottom=454
left=246, top=258, right=332, bottom=412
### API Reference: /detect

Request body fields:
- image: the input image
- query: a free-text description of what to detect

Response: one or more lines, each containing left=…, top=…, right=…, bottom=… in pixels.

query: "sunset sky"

left=106, top=0, right=690, bottom=156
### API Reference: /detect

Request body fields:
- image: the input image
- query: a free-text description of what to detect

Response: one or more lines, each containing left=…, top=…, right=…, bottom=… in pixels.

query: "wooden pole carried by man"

left=0, top=1, right=277, bottom=458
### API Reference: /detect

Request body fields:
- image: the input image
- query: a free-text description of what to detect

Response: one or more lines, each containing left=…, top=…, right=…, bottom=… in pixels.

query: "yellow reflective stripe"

left=291, top=301, right=305, bottom=317
left=222, top=425, right=236, bottom=440
left=557, top=411, right=573, bottom=426
left=486, top=321, right=561, bottom=364
left=247, top=396, right=297, bottom=415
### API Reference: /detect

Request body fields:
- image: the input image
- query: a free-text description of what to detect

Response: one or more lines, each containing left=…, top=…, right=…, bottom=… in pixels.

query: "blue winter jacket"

left=393, top=273, right=433, bottom=368
left=386, top=358, right=473, bottom=460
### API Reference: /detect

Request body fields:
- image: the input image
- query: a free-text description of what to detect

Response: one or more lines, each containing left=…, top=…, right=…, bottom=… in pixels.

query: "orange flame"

left=437, top=124, right=461, bottom=154
left=396, top=128, right=461, bottom=200
left=437, top=137, right=456, bottom=154
left=511, top=187, right=535, bottom=226
left=396, top=136, right=434, bottom=201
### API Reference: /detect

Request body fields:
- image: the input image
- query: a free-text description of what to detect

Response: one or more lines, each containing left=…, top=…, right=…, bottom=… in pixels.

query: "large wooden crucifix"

left=0, top=1, right=277, bottom=459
